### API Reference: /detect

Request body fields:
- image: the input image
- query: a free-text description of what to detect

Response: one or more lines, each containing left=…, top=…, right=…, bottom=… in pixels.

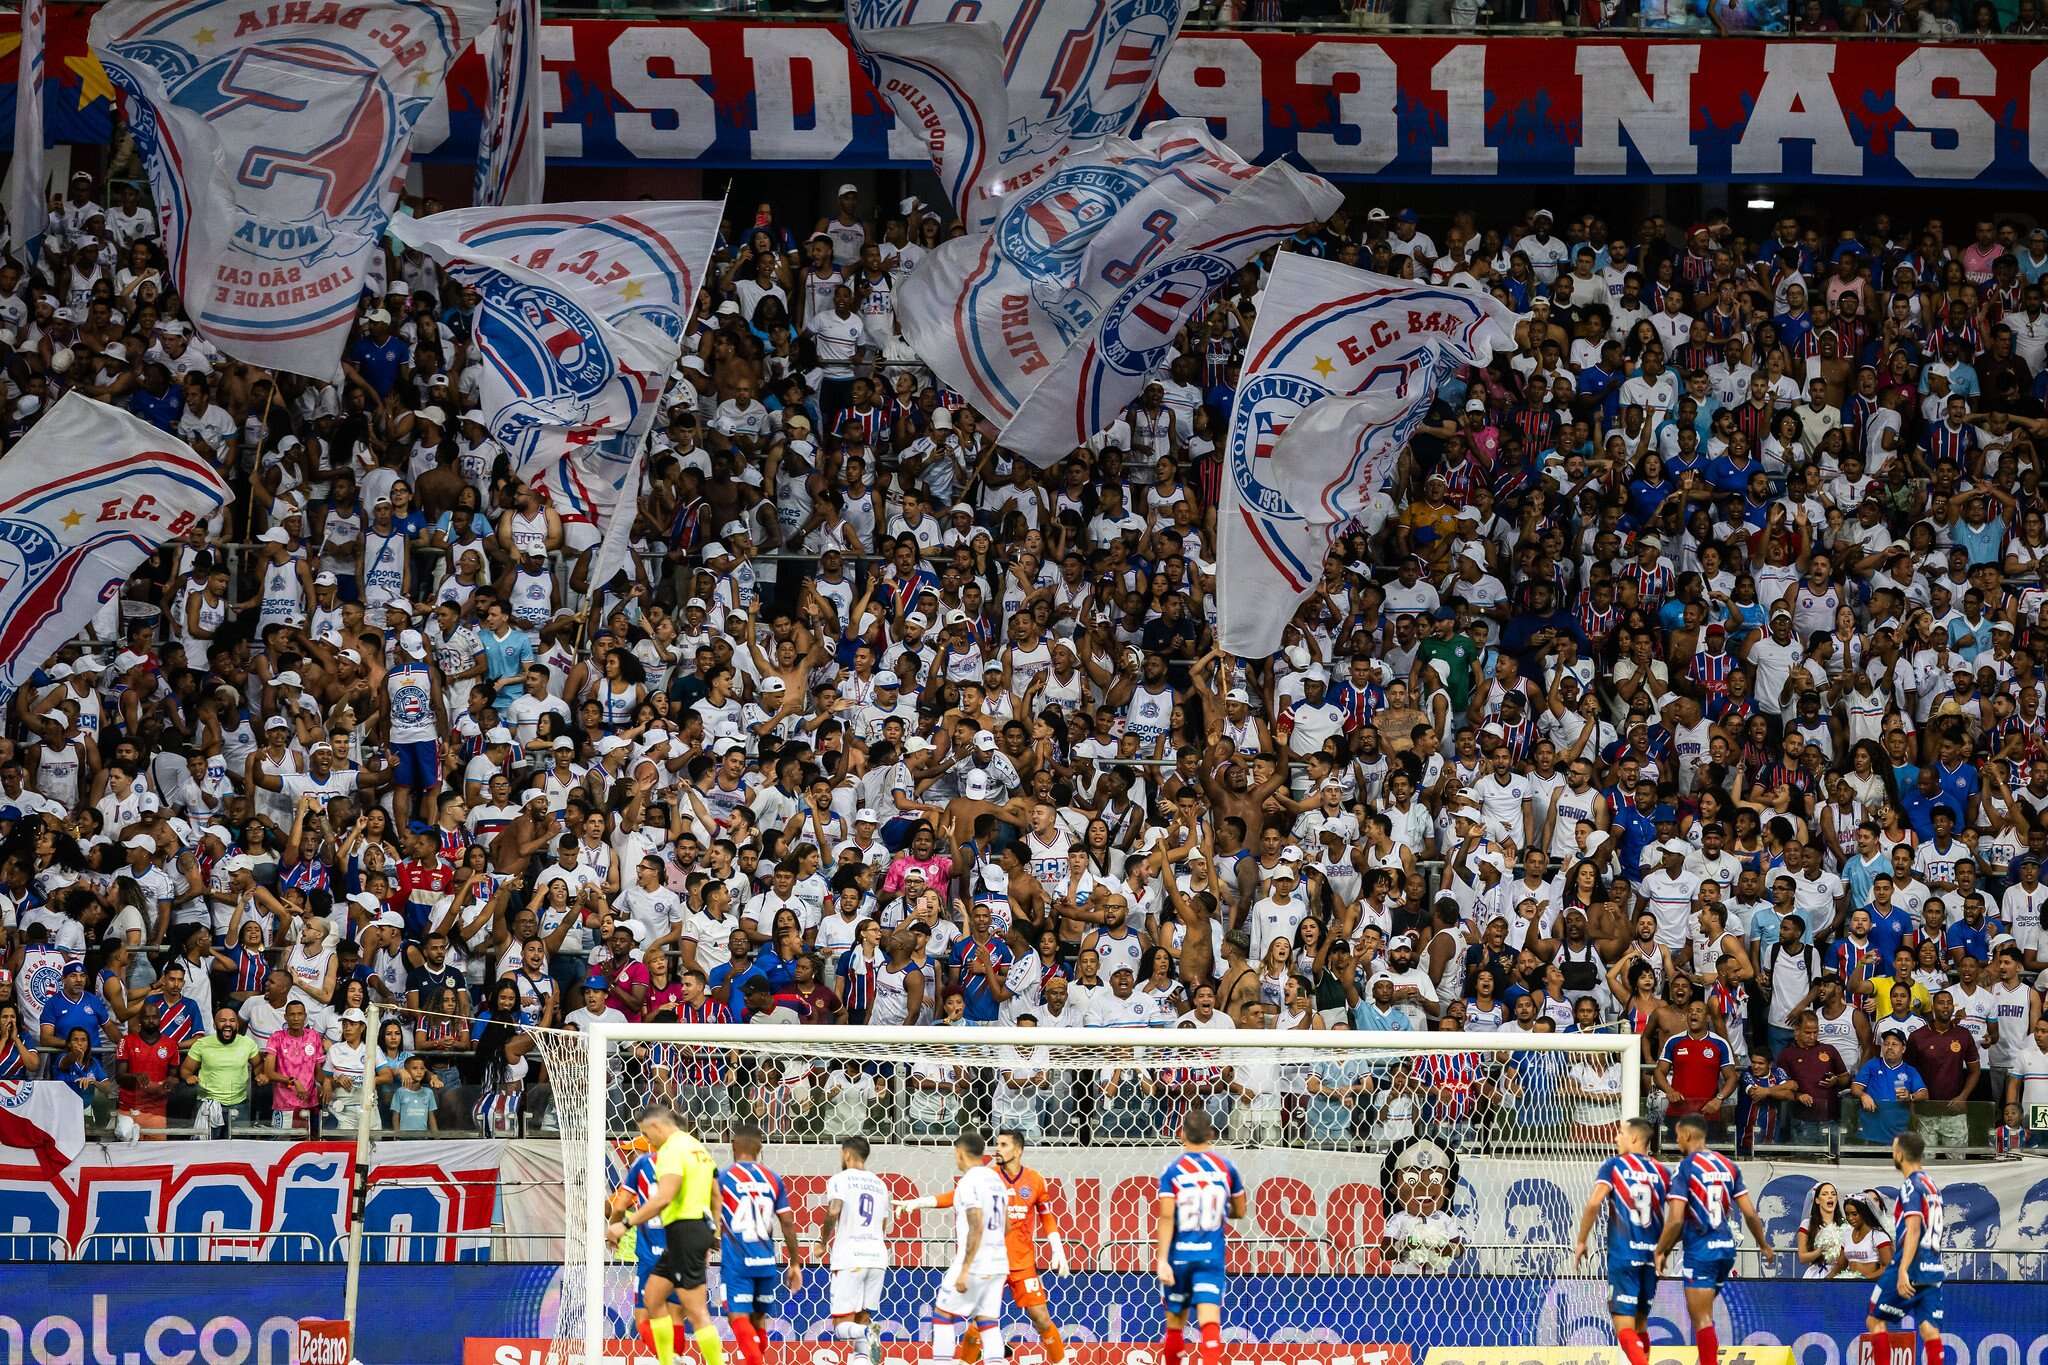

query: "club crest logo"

left=995, top=165, right=1148, bottom=288
left=1097, top=251, right=1236, bottom=376
left=1034, top=0, right=1181, bottom=147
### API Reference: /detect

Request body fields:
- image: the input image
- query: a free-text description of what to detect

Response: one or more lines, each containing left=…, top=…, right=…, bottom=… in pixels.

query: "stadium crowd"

left=0, top=168, right=2045, bottom=1155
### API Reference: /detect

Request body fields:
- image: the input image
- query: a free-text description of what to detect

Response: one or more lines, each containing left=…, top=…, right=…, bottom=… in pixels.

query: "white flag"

left=91, top=0, right=492, bottom=379
left=474, top=0, right=544, bottom=207
left=387, top=202, right=721, bottom=543
left=2, top=0, right=47, bottom=267
left=896, top=120, right=1339, bottom=466
left=1216, top=259, right=1522, bottom=658
left=0, top=393, right=229, bottom=697
left=848, top=0, right=1188, bottom=233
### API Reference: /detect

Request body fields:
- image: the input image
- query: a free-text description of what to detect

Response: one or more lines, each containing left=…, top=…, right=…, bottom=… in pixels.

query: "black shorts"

left=653, top=1217, right=714, bottom=1290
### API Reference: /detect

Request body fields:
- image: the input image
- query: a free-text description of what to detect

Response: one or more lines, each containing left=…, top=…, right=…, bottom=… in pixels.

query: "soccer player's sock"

left=978, top=1319, right=1006, bottom=1362
left=934, top=1312, right=963, bottom=1362
left=1164, top=1326, right=1185, bottom=1365
left=960, top=1326, right=984, bottom=1364
left=639, top=1320, right=657, bottom=1355
left=649, top=1315, right=676, bottom=1365
left=694, top=1322, right=726, bottom=1365
left=1199, top=1319, right=1223, bottom=1365
left=1923, top=1332, right=1944, bottom=1365
left=730, top=1316, right=761, bottom=1365
left=1618, top=1327, right=1650, bottom=1365
left=1697, top=1323, right=1720, bottom=1365
left=836, top=1319, right=870, bottom=1342
left=1041, top=1324, right=1067, bottom=1363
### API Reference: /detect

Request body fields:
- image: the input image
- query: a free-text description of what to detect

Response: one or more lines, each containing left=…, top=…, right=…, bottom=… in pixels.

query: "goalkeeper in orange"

left=900, top=1127, right=1069, bottom=1364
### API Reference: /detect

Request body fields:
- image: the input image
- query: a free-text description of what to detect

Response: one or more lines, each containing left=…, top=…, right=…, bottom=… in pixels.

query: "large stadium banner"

left=0, top=1138, right=504, bottom=1263
left=497, top=1143, right=2048, bottom=1285
left=12, top=18, right=2048, bottom=185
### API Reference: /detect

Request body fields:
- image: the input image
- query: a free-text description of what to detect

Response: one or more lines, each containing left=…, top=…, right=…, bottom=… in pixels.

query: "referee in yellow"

left=610, top=1104, right=725, bottom=1365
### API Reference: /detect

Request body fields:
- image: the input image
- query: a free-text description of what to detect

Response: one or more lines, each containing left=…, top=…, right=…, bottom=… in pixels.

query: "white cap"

left=903, top=735, right=934, bottom=754
left=414, top=405, right=446, bottom=426
left=486, top=725, right=515, bottom=745
left=136, top=792, right=162, bottom=814
left=1225, top=687, right=1252, bottom=705
left=906, top=612, right=931, bottom=630
left=339, top=1008, right=368, bottom=1024
left=273, top=670, right=302, bottom=688
left=975, top=730, right=997, bottom=752
left=365, top=308, right=392, bottom=325
left=855, top=808, right=881, bottom=825
left=945, top=608, right=970, bottom=627
left=257, top=527, right=290, bottom=545
left=837, top=182, right=859, bottom=196
left=372, top=910, right=405, bottom=929
left=314, top=571, right=338, bottom=587
left=596, top=735, right=630, bottom=755
left=760, top=676, right=786, bottom=692
left=932, top=408, right=955, bottom=430
left=964, top=771, right=992, bottom=799
left=124, top=834, right=157, bottom=853
left=874, top=670, right=901, bottom=688
left=399, top=629, right=427, bottom=655
left=702, top=541, right=728, bottom=559
left=113, top=650, right=148, bottom=673
left=349, top=891, right=382, bottom=912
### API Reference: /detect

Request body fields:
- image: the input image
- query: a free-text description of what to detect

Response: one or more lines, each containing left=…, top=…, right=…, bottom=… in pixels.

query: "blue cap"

left=1396, top=208, right=1419, bottom=223
left=1432, top=605, right=1457, bottom=621
left=407, top=819, right=432, bottom=835
left=1650, top=805, right=1678, bottom=824
left=585, top=973, right=608, bottom=990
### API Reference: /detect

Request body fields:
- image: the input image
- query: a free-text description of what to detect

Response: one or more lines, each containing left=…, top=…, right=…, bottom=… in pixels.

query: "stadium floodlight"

left=526, top=1022, right=1643, bottom=1364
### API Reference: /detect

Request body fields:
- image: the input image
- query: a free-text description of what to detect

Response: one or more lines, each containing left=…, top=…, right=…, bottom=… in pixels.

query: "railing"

left=68, top=1230, right=332, bottom=1262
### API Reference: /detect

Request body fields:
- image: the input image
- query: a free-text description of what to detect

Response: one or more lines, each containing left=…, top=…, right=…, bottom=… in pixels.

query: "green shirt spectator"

left=1415, top=610, right=1480, bottom=711
left=184, top=1027, right=260, bottom=1106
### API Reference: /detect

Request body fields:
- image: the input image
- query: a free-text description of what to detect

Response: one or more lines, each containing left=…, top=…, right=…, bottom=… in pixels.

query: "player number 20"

left=1177, top=1182, right=1228, bottom=1232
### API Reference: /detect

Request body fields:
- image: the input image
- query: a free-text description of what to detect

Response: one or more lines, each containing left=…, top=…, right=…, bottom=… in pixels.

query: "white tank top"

left=387, top=661, right=437, bottom=744
left=599, top=679, right=637, bottom=730
left=259, top=560, right=305, bottom=629
left=1026, top=831, right=1071, bottom=897
left=1126, top=683, right=1173, bottom=735
left=863, top=964, right=905, bottom=1027
left=181, top=591, right=226, bottom=655
left=1042, top=667, right=1083, bottom=708
left=1817, top=1003, right=1862, bottom=1073
left=508, top=510, right=549, bottom=558
left=362, top=530, right=406, bottom=607
left=511, top=568, right=553, bottom=626
left=1092, top=928, right=1144, bottom=981
left=286, top=943, right=333, bottom=1010
left=1007, top=641, right=1051, bottom=692
left=1549, top=788, right=1598, bottom=858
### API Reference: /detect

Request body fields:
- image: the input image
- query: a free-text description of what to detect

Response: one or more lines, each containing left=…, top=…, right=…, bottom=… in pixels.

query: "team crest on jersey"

left=995, top=165, right=1149, bottom=288
left=21, top=955, right=66, bottom=1014
left=1096, top=252, right=1236, bottom=376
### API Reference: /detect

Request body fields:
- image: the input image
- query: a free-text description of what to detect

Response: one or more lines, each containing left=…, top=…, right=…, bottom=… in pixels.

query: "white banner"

left=897, top=120, right=1339, bottom=466
left=0, top=393, right=228, bottom=698
left=494, top=1140, right=2048, bottom=1284
left=474, top=0, right=545, bottom=206
left=91, top=0, right=491, bottom=378
left=1218, top=261, right=1521, bottom=658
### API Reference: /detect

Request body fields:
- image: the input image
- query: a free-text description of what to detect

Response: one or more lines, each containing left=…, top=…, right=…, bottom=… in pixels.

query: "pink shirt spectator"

left=606, top=960, right=652, bottom=1020
left=882, top=852, right=952, bottom=895
left=266, top=1026, right=326, bottom=1113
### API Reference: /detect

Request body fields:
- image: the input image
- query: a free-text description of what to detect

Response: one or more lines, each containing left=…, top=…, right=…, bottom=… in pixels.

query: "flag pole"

left=342, top=1001, right=379, bottom=1348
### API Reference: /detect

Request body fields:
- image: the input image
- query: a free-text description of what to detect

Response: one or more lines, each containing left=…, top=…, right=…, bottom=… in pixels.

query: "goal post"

left=537, top=1022, right=1644, bottom=1364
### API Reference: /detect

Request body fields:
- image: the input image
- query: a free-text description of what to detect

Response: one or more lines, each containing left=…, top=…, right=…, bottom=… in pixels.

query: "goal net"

left=526, top=1023, right=1642, bottom=1365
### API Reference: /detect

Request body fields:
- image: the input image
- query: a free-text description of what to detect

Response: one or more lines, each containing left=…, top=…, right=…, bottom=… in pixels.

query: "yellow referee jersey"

left=655, top=1130, right=716, bottom=1224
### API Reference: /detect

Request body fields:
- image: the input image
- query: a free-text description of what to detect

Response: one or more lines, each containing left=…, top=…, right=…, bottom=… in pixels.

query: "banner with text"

left=498, top=1144, right=2048, bottom=1284
left=0, top=1138, right=504, bottom=1263
left=11, top=14, right=2048, bottom=185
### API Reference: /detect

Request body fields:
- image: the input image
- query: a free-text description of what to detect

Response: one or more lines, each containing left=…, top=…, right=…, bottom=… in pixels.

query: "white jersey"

left=949, top=1164, right=1010, bottom=1278
left=1025, top=831, right=1071, bottom=898
left=824, top=1168, right=892, bottom=1269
